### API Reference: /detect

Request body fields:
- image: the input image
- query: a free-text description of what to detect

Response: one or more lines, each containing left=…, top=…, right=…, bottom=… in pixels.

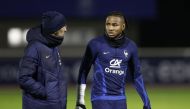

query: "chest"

left=96, top=44, right=132, bottom=67
left=39, top=47, right=62, bottom=71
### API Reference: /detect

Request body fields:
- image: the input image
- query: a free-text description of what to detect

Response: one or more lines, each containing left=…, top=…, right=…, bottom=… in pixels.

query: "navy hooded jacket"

left=18, top=26, right=67, bottom=109
left=78, top=35, right=151, bottom=108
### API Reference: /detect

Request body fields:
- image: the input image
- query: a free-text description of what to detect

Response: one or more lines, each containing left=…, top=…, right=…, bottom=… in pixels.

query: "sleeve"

left=18, top=44, right=46, bottom=98
left=76, top=41, right=96, bottom=105
left=129, top=42, right=151, bottom=108
left=77, top=42, right=96, bottom=84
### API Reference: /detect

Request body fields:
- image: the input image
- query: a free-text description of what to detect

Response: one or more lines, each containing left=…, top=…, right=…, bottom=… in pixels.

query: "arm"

left=76, top=42, right=95, bottom=109
left=18, top=44, right=46, bottom=98
left=129, top=43, right=151, bottom=109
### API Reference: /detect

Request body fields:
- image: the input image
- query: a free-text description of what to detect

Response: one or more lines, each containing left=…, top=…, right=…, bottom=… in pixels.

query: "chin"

left=108, top=35, right=116, bottom=38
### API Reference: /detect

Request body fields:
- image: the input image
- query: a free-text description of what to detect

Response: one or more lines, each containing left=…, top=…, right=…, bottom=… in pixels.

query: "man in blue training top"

left=18, top=11, right=67, bottom=109
left=75, top=11, right=151, bottom=109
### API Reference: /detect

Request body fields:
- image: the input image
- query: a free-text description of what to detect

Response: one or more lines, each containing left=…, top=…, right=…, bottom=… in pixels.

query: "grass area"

left=0, top=84, right=190, bottom=109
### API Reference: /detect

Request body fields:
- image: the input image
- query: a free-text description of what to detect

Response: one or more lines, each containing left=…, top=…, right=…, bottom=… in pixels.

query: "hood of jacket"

left=26, top=26, right=63, bottom=47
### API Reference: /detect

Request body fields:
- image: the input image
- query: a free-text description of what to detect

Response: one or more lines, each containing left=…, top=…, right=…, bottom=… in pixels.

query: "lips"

left=107, top=31, right=114, bottom=34
left=108, top=32, right=115, bottom=36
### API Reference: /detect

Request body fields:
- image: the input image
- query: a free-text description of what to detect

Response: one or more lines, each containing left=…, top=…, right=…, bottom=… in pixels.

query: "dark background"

left=139, top=0, right=187, bottom=47
left=0, top=0, right=187, bottom=47
left=0, top=0, right=188, bottom=84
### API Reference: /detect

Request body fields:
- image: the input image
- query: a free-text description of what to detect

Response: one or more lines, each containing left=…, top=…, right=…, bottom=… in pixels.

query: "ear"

left=122, top=24, right=126, bottom=31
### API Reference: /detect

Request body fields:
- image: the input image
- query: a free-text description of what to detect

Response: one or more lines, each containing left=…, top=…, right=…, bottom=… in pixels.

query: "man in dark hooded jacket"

left=18, top=11, right=67, bottom=109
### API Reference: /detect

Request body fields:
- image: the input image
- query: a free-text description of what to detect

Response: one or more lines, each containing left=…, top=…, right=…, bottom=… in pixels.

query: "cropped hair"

left=106, top=11, right=128, bottom=29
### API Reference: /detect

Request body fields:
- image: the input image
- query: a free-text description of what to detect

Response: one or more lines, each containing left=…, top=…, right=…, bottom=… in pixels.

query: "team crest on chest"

left=123, top=50, right=128, bottom=58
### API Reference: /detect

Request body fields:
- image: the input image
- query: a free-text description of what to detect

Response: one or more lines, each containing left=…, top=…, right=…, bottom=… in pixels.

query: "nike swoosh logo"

left=45, top=55, right=50, bottom=58
left=103, top=52, right=110, bottom=54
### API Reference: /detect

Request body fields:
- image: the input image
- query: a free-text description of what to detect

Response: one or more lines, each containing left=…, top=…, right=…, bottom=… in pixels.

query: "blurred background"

left=0, top=0, right=189, bottom=109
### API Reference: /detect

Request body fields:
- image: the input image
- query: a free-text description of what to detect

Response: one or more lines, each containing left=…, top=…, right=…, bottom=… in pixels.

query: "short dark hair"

left=106, top=11, right=128, bottom=28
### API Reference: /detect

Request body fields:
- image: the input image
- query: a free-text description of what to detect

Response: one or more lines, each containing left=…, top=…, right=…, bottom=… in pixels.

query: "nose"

left=63, top=26, right=67, bottom=31
left=108, top=25, right=114, bottom=31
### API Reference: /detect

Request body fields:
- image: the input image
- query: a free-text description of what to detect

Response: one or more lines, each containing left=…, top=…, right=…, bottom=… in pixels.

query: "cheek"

left=56, top=30, right=65, bottom=36
left=105, top=26, right=109, bottom=30
left=115, top=27, right=123, bottom=32
left=105, top=28, right=110, bottom=33
left=59, top=29, right=65, bottom=34
left=120, top=26, right=124, bottom=31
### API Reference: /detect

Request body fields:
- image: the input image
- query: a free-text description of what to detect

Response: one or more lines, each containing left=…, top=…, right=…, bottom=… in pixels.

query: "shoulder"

left=25, top=41, right=39, bottom=52
left=84, top=36, right=104, bottom=55
left=27, top=41, right=45, bottom=51
left=125, top=37, right=138, bottom=48
left=24, top=41, right=50, bottom=58
left=124, top=37, right=139, bottom=55
left=23, top=42, right=39, bottom=58
left=88, top=35, right=105, bottom=46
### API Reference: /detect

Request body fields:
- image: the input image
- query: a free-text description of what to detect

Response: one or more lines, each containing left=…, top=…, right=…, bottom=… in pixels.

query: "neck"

left=105, top=32, right=125, bottom=48
left=44, top=34, right=64, bottom=47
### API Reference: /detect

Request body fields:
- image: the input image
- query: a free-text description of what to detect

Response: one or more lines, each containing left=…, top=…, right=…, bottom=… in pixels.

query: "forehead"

left=106, top=16, right=124, bottom=23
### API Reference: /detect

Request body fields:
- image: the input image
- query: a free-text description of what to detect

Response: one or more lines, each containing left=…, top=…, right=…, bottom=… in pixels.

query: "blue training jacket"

left=18, top=26, right=67, bottom=109
left=78, top=35, right=150, bottom=107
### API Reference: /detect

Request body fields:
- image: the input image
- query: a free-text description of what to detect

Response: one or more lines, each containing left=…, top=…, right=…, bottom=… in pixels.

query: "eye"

left=106, top=23, right=110, bottom=26
left=112, top=23, right=119, bottom=26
